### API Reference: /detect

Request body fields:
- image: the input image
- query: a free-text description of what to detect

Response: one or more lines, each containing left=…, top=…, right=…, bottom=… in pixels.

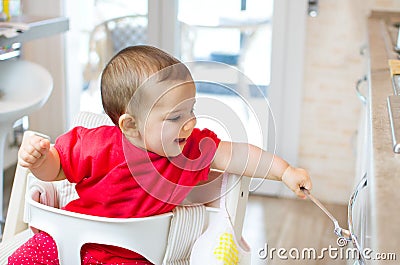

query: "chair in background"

left=0, top=111, right=251, bottom=264
left=81, top=15, right=147, bottom=114
left=83, top=15, right=147, bottom=83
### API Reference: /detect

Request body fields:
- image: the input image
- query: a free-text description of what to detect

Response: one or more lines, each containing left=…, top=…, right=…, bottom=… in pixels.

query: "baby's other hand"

left=18, top=131, right=50, bottom=169
left=281, top=166, right=312, bottom=199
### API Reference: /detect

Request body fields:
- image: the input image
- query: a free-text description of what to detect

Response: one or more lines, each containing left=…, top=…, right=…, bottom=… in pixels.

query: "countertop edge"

left=367, top=14, right=400, bottom=256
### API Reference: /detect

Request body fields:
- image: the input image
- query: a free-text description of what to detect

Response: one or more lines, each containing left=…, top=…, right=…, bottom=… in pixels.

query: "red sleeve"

left=184, top=128, right=220, bottom=159
left=54, top=126, right=90, bottom=183
left=181, top=128, right=221, bottom=181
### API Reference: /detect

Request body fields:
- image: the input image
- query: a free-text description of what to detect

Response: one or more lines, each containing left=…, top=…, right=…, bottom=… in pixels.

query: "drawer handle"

left=355, top=75, right=368, bottom=104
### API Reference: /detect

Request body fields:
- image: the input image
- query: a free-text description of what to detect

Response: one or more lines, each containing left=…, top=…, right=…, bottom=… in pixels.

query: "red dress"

left=8, top=126, right=220, bottom=265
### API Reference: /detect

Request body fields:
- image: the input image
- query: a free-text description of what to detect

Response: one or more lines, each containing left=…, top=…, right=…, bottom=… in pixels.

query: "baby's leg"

left=8, top=231, right=60, bottom=265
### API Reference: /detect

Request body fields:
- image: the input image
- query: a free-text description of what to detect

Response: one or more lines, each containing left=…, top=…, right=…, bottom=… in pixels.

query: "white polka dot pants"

left=8, top=231, right=59, bottom=265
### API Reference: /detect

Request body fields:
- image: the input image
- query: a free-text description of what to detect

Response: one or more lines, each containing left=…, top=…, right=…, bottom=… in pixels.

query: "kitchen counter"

left=0, top=15, right=69, bottom=47
left=367, top=11, right=400, bottom=258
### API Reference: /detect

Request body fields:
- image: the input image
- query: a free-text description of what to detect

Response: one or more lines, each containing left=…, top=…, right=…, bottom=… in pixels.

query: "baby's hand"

left=18, top=131, right=51, bottom=170
left=281, top=166, right=312, bottom=199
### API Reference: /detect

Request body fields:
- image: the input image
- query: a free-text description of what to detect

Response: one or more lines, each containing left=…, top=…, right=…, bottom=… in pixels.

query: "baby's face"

left=136, top=81, right=197, bottom=157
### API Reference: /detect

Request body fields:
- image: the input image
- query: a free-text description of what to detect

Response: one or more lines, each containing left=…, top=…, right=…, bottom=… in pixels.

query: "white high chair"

left=0, top=112, right=251, bottom=265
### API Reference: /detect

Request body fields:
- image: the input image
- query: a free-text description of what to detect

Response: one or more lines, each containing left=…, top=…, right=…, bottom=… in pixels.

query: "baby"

left=10, top=45, right=312, bottom=264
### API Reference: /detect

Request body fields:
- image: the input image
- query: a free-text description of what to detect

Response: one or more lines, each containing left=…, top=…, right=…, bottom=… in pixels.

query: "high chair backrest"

left=2, top=111, right=251, bottom=264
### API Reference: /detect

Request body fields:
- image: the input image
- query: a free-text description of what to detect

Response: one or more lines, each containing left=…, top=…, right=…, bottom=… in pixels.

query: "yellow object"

left=3, top=0, right=10, bottom=20
left=388, top=59, right=400, bottom=76
left=213, top=232, right=239, bottom=265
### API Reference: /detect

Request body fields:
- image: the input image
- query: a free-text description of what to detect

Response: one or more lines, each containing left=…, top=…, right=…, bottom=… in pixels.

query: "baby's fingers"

left=18, top=146, right=42, bottom=164
left=35, top=137, right=50, bottom=155
left=27, top=132, right=50, bottom=153
left=296, top=187, right=308, bottom=199
left=297, top=173, right=312, bottom=199
left=18, top=131, right=50, bottom=167
left=282, top=166, right=312, bottom=199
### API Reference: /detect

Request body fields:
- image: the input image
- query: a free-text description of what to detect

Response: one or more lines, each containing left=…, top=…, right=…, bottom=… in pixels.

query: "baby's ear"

left=118, top=114, right=139, bottom=137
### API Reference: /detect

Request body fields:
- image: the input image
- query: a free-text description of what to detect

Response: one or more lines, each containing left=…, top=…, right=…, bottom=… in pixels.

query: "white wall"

left=20, top=0, right=67, bottom=139
left=298, top=0, right=369, bottom=204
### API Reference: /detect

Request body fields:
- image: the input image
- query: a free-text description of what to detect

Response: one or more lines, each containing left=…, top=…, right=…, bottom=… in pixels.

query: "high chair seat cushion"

left=163, top=205, right=207, bottom=264
left=24, top=175, right=80, bottom=228
left=53, top=180, right=79, bottom=209
left=28, top=178, right=58, bottom=207
left=26, top=175, right=79, bottom=210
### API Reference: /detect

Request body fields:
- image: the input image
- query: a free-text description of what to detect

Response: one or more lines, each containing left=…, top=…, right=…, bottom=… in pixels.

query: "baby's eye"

left=167, top=115, right=182, bottom=121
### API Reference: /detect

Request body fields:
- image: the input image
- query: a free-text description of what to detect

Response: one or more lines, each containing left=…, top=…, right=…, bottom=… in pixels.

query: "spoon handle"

left=301, top=188, right=338, bottom=223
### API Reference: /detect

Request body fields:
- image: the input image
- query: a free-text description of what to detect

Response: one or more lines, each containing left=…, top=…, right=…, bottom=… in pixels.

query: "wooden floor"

left=3, top=165, right=348, bottom=264
left=243, top=195, right=348, bottom=265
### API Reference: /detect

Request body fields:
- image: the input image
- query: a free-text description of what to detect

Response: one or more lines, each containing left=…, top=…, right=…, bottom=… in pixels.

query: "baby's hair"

left=100, top=45, right=191, bottom=125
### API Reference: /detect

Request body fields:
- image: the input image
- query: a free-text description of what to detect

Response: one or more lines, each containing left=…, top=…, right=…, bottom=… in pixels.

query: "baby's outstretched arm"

left=18, top=131, right=65, bottom=181
left=211, top=141, right=312, bottom=198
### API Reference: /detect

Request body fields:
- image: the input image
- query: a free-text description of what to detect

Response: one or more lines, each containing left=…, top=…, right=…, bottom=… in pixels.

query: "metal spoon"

left=301, top=188, right=351, bottom=240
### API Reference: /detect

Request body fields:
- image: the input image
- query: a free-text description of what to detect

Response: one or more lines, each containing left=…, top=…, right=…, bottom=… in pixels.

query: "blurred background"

left=2, top=0, right=400, bottom=264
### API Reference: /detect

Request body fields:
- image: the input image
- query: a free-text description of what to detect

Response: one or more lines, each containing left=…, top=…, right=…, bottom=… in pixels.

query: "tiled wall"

left=299, top=0, right=374, bottom=204
left=371, top=0, right=400, bottom=11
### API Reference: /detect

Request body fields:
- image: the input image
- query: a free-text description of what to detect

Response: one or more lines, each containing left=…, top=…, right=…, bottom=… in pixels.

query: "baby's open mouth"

left=175, top=138, right=186, bottom=144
